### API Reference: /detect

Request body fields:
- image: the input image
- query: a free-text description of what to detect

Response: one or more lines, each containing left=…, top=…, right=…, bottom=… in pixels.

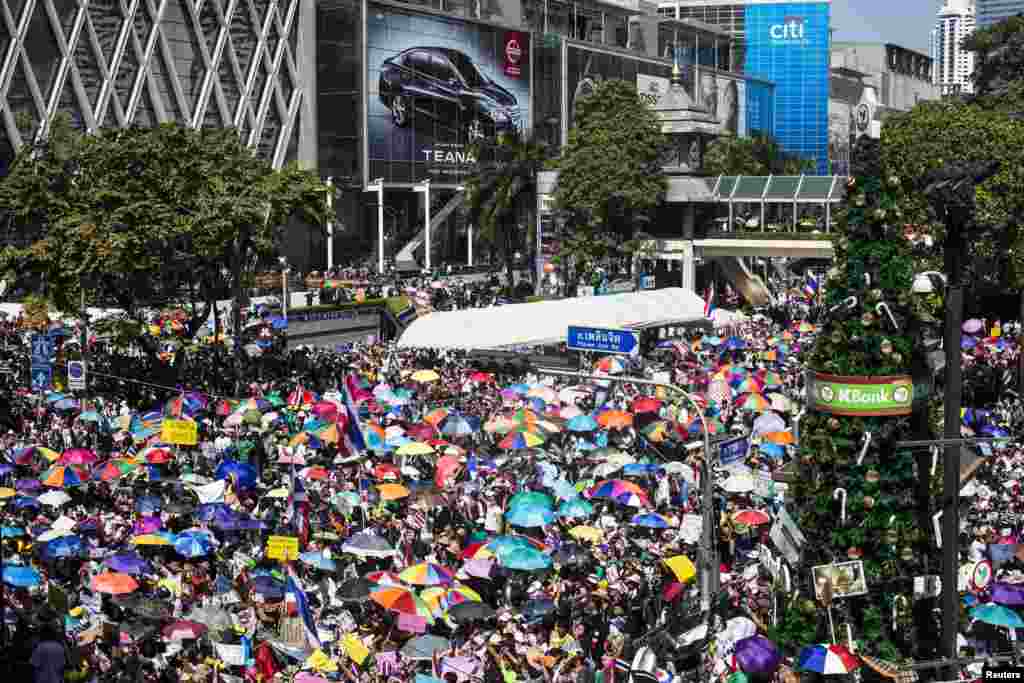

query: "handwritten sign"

left=266, top=535, right=299, bottom=561
left=161, top=418, right=198, bottom=446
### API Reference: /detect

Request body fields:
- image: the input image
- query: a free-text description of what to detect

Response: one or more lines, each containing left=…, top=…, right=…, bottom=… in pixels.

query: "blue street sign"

left=31, top=334, right=53, bottom=365
left=566, top=326, right=639, bottom=355
left=718, top=435, right=750, bottom=465
left=30, top=365, right=52, bottom=391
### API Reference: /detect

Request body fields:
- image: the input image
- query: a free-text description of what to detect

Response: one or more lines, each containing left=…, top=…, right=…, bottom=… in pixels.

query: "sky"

left=830, top=0, right=937, bottom=53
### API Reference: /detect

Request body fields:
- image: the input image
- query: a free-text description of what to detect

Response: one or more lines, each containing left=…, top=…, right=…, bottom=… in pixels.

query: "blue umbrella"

left=498, top=546, right=553, bottom=571
left=195, top=503, right=234, bottom=523
left=724, top=336, right=747, bottom=350
left=962, top=336, right=978, bottom=350
left=504, top=506, right=555, bottom=528
left=300, top=551, right=337, bottom=572
left=759, top=442, right=786, bottom=459
left=577, top=432, right=609, bottom=451
left=631, top=513, right=670, bottom=529
left=567, top=415, right=599, bottom=432
left=105, top=553, right=153, bottom=575
left=551, top=479, right=579, bottom=501
left=135, top=495, right=162, bottom=514
left=215, top=461, right=257, bottom=490
left=442, top=416, right=476, bottom=437
left=557, top=498, right=594, bottom=519
left=12, top=496, right=39, bottom=509
left=509, top=384, right=531, bottom=395
left=43, top=535, right=82, bottom=558
left=175, top=532, right=214, bottom=558
left=508, top=491, right=554, bottom=511
left=251, top=575, right=285, bottom=599
left=971, top=603, right=1024, bottom=628
left=0, top=464, right=14, bottom=476
left=3, top=564, right=41, bottom=587
left=623, top=463, right=663, bottom=476
left=1, top=526, right=24, bottom=538
left=486, top=536, right=541, bottom=555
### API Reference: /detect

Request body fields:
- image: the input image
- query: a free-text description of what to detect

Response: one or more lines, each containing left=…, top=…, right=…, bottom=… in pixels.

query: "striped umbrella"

left=371, top=585, right=436, bottom=623
left=398, top=562, right=455, bottom=587
left=40, top=465, right=89, bottom=488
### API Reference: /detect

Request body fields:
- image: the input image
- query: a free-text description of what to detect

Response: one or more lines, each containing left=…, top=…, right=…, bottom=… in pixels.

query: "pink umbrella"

left=133, top=516, right=162, bottom=535
left=311, top=402, right=338, bottom=418
left=60, top=448, right=98, bottom=465
left=435, top=455, right=462, bottom=489
left=461, top=558, right=495, bottom=579
left=277, top=450, right=306, bottom=466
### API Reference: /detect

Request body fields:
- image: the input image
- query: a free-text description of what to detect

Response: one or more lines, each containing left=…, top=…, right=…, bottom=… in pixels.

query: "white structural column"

left=325, top=177, right=335, bottom=271
left=413, top=179, right=432, bottom=272
left=366, top=178, right=386, bottom=274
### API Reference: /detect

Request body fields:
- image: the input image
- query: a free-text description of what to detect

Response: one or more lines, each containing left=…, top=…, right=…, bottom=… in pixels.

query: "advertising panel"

left=366, top=3, right=531, bottom=185
left=743, top=2, right=830, bottom=173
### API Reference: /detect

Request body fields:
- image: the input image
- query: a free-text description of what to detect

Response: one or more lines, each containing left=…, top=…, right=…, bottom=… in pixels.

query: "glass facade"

left=743, top=2, right=829, bottom=173
left=745, top=78, right=773, bottom=135
left=976, top=0, right=1024, bottom=27
left=0, top=0, right=305, bottom=175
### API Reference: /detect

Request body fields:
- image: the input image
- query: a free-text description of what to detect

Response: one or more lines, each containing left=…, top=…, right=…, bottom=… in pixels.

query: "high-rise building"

left=656, top=0, right=832, bottom=173
left=931, top=0, right=976, bottom=95
left=976, top=0, right=1024, bottom=28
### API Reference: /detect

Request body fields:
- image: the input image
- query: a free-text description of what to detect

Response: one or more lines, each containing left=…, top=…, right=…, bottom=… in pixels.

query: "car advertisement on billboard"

left=366, top=3, right=531, bottom=185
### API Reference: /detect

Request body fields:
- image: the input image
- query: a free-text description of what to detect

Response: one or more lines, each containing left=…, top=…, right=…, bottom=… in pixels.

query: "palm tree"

left=464, top=131, right=549, bottom=291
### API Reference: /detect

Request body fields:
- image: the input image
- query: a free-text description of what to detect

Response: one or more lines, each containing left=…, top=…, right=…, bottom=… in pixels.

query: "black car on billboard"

left=379, top=47, right=522, bottom=142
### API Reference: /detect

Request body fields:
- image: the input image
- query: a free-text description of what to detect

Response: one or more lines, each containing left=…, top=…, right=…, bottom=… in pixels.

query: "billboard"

left=365, top=3, right=531, bottom=185
left=744, top=2, right=830, bottom=173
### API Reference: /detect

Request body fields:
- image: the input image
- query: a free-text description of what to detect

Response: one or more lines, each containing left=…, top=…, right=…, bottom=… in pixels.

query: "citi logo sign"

left=770, top=16, right=808, bottom=43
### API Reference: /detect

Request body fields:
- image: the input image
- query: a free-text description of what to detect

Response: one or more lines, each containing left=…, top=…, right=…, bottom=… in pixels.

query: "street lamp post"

left=326, top=177, right=335, bottom=271
left=413, top=179, right=432, bottom=273
left=278, top=256, right=289, bottom=324
left=366, top=178, right=385, bottom=275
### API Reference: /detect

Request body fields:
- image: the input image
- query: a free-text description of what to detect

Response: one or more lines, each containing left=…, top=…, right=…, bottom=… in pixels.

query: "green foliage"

left=553, top=79, right=666, bottom=275
left=464, top=132, right=549, bottom=286
left=703, top=133, right=815, bottom=177
left=963, top=14, right=1024, bottom=112
left=787, top=138, right=930, bottom=658
left=881, top=101, right=1024, bottom=286
left=0, top=123, right=328, bottom=348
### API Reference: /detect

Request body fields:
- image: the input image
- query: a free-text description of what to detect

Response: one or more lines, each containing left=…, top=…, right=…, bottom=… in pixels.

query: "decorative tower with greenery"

left=771, top=137, right=932, bottom=660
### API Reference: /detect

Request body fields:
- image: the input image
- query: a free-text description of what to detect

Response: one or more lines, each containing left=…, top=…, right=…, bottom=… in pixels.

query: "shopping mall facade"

left=0, top=0, right=835, bottom=272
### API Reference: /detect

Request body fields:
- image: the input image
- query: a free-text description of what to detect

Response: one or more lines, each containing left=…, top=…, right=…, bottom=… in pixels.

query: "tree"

left=881, top=101, right=1024, bottom=288
left=0, top=123, right=327, bottom=376
left=788, top=137, right=929, bottom=660
left=464, top=132, right=549, bottom=288
left=703, top=133, right=814, bottom=177
left=963, top=14, right=1024, bottom=112
left=552, top=79, right=666, bottom=285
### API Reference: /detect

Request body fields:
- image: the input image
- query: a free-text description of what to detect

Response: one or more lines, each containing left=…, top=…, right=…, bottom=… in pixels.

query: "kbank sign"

left=769, top=16, right=809, bottom=45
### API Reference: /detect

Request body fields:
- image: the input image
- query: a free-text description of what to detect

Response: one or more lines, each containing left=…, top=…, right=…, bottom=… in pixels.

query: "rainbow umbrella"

left=735, top=378, right=765, bottom=394
left=586, top=479, right=651, bottom=508
left=423, top=408, right=449, bottom=426
left=498, top=431, right=545, bottom=450
left=398, top=562, right=455, bottom=587
left=758, top=371, right=784, bottom=388
left=736, top=393, right=771, bottom=413
left=93, top=460, right=139, bottom=481
left=11, top=446, right=60, bottom=466
left=371, top=585, right=436, bottom=623
left=797, top=645, right=860, bottom=674
left=631, top=513, right=671, bottom=529
left=642, top=421, right=672, bottom=443
left=40, top=465, right=89, bottom=488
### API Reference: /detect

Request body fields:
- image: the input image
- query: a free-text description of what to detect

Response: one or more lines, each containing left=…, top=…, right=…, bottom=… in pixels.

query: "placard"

left=679, top=514, right=703, bottom=544
left=161, top=418, right=198, bottom=445
left=718, top=436, right=750, bottom=466
left=812, top=561, right=868, bottom=600
left=266, top=535, right=300, bottom=561
left=214, top=642, right=247, bottom=666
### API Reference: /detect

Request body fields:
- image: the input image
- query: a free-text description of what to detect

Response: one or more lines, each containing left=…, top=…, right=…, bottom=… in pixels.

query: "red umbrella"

left=374, top=463, right=401, bottom=481
left=662, top=581, right=685, bottom=602
left=162, top=620, right=208, bottom=640
left=733, top=509, right=771, bottom=526
left=405, top=423, right=435, bottom=440
left=631, top=397, right=662, bottom=414
left=435, top=455, right=462, bottom=488
left=469, top=372, right=495, bottom=383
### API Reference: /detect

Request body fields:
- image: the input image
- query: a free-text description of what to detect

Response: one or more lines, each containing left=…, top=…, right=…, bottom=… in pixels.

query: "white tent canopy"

left=397, top=287, right=708, bottom=350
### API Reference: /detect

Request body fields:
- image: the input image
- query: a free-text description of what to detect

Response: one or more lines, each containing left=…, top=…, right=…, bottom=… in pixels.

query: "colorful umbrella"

left=797, top=645, right=861, bottom=674
left=498, top=431, right=545, bottom=450
left=399, top=562, right=455, bottom=587
left=586, top=479, right=651, bottom=508
left=631, top=513, right=671, bottom=529
left=40, top=465, right=88, bottom=488
left=92, top=571, right=140, bottom=595
left=736, top=393, right=771, bottom=413
left=59, top=448, right=97, bottom=465
left=664, top=555, right=697, bottom=583
left=162, top=620, right=208, bottom=640
left=371, top=585, right=437, bottom=622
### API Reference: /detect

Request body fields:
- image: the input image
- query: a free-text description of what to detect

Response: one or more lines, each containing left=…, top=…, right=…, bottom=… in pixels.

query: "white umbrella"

left=593, top=462, right=623, bottom=478
left=37, top=528, right=75, bottom=542
left=52, top=514, right=77, bottom=530
left=721, top=474, right=755, bottom=493
left=38, top=490, right=72, bottom=507
left=752, top=411, right=786, bottom=435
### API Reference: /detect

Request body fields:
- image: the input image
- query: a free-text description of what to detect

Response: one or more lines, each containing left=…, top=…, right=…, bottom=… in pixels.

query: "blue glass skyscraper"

left=743, top=2, right=831, bottom=173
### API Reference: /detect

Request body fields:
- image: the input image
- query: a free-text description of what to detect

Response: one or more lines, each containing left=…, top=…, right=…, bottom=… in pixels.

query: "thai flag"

left=803, top=272, right=819, bottom=300
left=703, top=284, right=716, bottom=318
left=286, top=471, right=309, bottom=545
left=285, top=565, right=321, bottom=650
left=341, top=375, right=368, bottom=456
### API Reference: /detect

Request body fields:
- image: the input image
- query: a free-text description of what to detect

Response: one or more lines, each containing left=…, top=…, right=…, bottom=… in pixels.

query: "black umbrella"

left=520, top=598, right=555, bottom=619
left=337, top=578, right=375, bottom=603
left=449, top=601, right=497, bottom=623
left=553, top=544, right=589, bottom=567
left=164, top=502, right=194, bottom=515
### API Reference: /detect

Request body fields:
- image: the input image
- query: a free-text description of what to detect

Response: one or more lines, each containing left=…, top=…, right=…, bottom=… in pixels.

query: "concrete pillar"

left=682, top=205, right=696, bottom=240
left=681, top=241, right=696, bottom=291
left=297, top=0, right=318, bottom=171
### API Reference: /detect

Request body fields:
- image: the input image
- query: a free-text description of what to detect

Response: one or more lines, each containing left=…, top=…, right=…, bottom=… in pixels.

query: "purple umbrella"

left=133, top=515, right=162, bottom=535
left=0, top=464, right=14, bottom=476
left=105, top=553, right=153, bottom=576
left=992, top=582, right=1024, bottom=607
left=734, top=635, right=783, bottom=674
left=963, top=319, right=984, bottom=334
left=16, top=478, right=41, bottom=491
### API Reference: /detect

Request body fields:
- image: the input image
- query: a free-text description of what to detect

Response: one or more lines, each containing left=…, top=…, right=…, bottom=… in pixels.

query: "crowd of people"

left=0, top=300, right=1019, bottom=683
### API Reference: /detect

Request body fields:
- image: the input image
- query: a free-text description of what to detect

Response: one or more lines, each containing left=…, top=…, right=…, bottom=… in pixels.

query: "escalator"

left=712, top=257, right=771, bottom=306
left=395, top=190, right=466, bottom=272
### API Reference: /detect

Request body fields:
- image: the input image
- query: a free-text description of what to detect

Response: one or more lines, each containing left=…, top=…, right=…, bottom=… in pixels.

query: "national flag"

left=286, top=467, right=309, bottom=546
left=285, top=565, right=321, bottom=649
left=130, top=411, right=163, bottom=439
left=703, top=284, right=716, bottom=318
left=341, top=376, right=368, bottom=456
left=803, top=272, right=819, bottom=300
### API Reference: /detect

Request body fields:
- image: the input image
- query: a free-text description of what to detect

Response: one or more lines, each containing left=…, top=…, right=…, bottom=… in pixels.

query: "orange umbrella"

left=424, top=408, right=449, bottom=426
left=377, top=483, right=410, bottom=501
left=92, top=571, right=140, bottom=595
left=597, top=410, right=633, bottom=430
left=762, top=431, right=795, bottom=445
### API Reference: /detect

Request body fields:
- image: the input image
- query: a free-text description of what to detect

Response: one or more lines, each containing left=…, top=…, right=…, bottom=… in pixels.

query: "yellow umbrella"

left=377, top=483, right=410, bottom=501
left=396, top=442, right=435, bottom=457
left=265, top=487, right=290, bottom=499
left=569, top=525, right=604, bottom=544
left=37, top=447, right=61, bottom=462
left=0, top=487, right=15, bottom=499
left=664, top=555, right=697, bottom=583
left=411, top=369, right=441, bottom=383
left=133, top=536, right=173, bottom=548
